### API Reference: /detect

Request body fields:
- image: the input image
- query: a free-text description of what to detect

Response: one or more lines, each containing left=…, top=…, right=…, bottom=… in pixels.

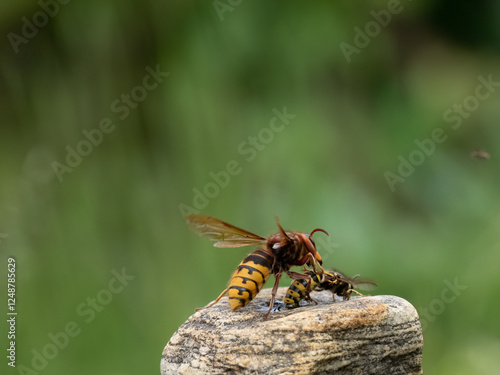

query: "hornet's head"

left=270, top=218, right=329, bottom=267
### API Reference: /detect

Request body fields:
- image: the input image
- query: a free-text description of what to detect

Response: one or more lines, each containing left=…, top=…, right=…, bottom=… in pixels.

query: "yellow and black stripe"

left=228, top=249, right=273, bottom=310
left=284, top=271, right=322, bottom=308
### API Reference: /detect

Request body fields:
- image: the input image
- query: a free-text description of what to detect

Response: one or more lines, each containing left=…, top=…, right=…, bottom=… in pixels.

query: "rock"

left=161, top=287, right=423, bottom=375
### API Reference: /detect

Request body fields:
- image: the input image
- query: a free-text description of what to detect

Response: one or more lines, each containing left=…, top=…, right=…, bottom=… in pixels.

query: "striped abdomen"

left=228, top=249, right=273, bottom=310
left=284, top=271, right=322, bottom=308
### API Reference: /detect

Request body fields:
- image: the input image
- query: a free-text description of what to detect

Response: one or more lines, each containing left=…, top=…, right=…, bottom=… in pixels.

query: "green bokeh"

left=1, top=1, right=500, bottom=374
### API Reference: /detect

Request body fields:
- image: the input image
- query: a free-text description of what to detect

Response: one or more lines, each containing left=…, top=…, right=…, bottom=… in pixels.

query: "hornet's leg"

left=297, top=253, right=324, bottom=274
left=308, top=253, right=324, bottom=274
left=286, top=270, right=312, bottom=280
left=195, top=287, right=229, bottom=311
left=264, top=272, right=282, bottom=320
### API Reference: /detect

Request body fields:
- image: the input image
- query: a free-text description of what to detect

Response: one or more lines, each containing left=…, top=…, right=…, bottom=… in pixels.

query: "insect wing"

left=186, top=215, right=267, bottom=248
left=351, top=279, right=378, bottom=291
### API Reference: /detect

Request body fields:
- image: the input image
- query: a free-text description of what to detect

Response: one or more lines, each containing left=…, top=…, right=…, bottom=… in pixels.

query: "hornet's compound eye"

left=305, top=234, right=316, bottom=248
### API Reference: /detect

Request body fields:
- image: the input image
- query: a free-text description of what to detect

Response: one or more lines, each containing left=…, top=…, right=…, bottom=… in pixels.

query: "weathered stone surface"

left=161, top=288, right=423, bottom=375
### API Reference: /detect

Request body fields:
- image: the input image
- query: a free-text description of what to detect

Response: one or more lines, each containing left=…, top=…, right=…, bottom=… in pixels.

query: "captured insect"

left=186, top=215, right=328, bottom=319
left=284, top=270, right=377, bottom=309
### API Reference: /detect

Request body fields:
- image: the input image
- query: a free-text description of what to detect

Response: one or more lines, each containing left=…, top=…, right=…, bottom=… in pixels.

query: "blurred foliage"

left=1, top=1, right=500, bottom=374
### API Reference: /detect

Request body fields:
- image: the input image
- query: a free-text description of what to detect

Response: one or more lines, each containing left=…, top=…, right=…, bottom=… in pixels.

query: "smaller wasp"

left=284, top=270, right=377, bottom=309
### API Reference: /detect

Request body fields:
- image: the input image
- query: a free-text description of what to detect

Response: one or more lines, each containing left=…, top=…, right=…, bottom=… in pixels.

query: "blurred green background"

left=1, top=1, right=500, bottom=374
